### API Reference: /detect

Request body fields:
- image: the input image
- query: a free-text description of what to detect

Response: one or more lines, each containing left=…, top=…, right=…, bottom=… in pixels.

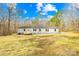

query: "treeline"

left=0, top=3, right=79, bottom=36
left=0, top=3, right=20, bottom=35
left=61, top=3, right=79, bottom=32
left=49, top=3, right=79, bottom=32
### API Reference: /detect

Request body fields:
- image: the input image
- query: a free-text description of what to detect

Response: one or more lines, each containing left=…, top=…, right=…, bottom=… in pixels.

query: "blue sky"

left=15, top=3, right=67, bottom=20
left=0, top=3, right=67, bottom=21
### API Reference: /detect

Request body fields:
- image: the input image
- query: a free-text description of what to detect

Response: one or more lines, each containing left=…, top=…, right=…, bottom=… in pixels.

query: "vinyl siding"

left=17, top=28, right=59, bottom=34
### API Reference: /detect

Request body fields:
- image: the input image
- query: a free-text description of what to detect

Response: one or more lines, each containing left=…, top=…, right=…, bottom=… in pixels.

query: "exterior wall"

left=49, top=29, right=55, bottom=32
left=32, top=28, right=39, bottom=33
left=17, top=29, right=24, bottom=34
left=40, top=28, right=45, bottom=32
left=49, top=28, right=59, bottom=33
left=17, top=28, right=59, bottom=34
left=24, top=28, right=33, bottom=32
left=56, top=29, right=59, bottom=32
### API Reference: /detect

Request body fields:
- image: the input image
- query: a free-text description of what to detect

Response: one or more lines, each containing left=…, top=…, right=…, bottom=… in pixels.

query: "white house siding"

left=49, top=29, right=55, bottom=32
left=17, top=28, right=59, bottom=34
left=32, top=28, right=58, bottom=34
left=31, top=28, right=45, bottom=34
left=17, top=29, right=24, bottom=34
left=56, top=29, right=59, bottom=32
left=32, top=28, right=38, bottom=33
left=40, top=28, right=45, bottom=32
left=36, top=28, right=39, bottom=32
left=32, top=28, right=43, bottom=34
left=38, top=28, right=46, bottom=34
left=28, top=28, right=33, bottom=32
left=24, top=28, right=33, bottom=34
left=49, top=28, right=59, bottom=33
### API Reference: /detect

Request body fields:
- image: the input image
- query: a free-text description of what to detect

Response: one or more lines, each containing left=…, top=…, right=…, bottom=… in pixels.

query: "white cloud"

left=37, top=3, right=43, bottom=7
left=36, top=3, right=58, bottom=16
left=40, top=12, right=47, bottom=15
left=43, top=4, right=58, bottom=12
left=24, top=10, right=27, bottom=14
left=36, top=3, right=43, bottom=11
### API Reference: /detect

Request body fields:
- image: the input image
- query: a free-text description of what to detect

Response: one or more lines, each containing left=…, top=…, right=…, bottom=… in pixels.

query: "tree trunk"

left=8, top=8, right=11, bottom=35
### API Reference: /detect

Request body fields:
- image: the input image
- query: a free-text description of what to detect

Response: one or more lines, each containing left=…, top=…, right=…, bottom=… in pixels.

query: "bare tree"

left=62, top=3, right=79, bottom=32
left=0, top=4, right=8, bottom=35
left=7, top=3, right=16, bottom=34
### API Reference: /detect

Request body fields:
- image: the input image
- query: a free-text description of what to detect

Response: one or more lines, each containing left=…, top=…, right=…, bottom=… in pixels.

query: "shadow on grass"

left=60, top=35, right=79, bottom=39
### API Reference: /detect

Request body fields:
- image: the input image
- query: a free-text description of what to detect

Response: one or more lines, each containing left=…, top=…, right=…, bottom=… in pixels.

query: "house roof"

left=19, top=26, right=58, bottom=29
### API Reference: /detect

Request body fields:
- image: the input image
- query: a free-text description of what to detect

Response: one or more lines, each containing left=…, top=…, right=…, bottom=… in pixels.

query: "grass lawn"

left=0, top=32, right=79, bottom=56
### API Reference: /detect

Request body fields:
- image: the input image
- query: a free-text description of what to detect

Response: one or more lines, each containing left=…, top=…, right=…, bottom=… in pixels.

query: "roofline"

left=18, top=25, right=59, bottom=28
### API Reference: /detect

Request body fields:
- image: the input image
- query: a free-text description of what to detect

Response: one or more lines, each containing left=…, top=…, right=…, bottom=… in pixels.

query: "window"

left=33, top=28, right=36, bottom=31
left=46, top=28, right=49, bottom=31
left=24, top=29, right=25, bottom=31
left=54, top=29, right=56, bottom=31
left=39, top=28, right=41, bottom=31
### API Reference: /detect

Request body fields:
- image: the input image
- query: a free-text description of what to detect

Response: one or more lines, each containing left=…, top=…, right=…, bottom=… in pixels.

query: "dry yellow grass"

left=0, top=32, right=79, bottom=56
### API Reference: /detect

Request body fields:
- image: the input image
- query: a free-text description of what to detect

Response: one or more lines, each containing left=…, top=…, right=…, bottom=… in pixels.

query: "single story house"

left=17, top=26, right=59, bottom=34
